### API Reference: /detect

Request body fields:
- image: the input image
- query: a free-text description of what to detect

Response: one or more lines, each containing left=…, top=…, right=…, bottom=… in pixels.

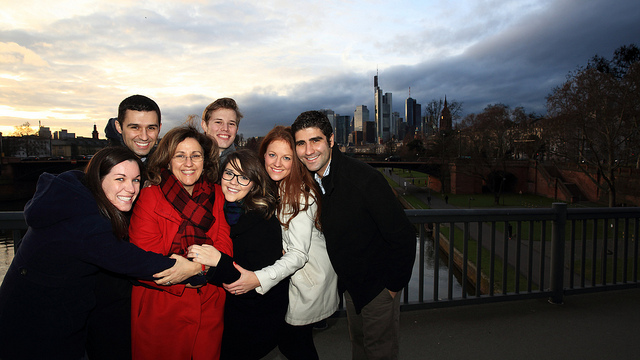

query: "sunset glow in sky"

left=1, top=0, right=639, bottom=138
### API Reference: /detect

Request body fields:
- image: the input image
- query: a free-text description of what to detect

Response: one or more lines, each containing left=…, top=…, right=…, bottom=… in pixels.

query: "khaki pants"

left=345, top=288, right=401, bottom=360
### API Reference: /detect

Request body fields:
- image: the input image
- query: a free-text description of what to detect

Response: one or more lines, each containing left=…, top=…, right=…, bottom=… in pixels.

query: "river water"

left=0, top=231, right=14, bottom=284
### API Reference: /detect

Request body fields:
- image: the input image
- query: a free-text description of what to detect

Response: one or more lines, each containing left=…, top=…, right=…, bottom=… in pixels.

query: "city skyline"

left=1, top=0, right=639, bottom=139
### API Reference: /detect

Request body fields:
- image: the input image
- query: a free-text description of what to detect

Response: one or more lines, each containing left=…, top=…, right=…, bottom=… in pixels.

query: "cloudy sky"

left=1, top=0, right=639, bottom=138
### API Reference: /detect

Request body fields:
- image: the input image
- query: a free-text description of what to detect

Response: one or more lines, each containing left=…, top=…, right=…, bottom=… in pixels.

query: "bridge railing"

left=2, top=205, right=639, bottom=310
left=402, top=204, right=640, bottom=310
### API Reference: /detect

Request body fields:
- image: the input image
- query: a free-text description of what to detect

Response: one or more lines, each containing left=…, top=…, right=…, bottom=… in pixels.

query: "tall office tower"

left=414, top=102, right=422, bottom=132
left=321, top=109, right=336, bottom=132
left=354, top=105, right=369, bottom=132
left=405, top=97, right=416, bottom=129
left=374, top=73, right=392, bottom=143
left=364, top=121, right=377, bottom=144
left=335, top=115, right=350, bottom=145
left=391, top=111, right=400, bottom=139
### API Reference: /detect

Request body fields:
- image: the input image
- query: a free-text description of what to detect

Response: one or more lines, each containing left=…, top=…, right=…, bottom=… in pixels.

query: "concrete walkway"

left=265, top=289, right=640, bottom=360
left=266, top=287, right=640, bottom=359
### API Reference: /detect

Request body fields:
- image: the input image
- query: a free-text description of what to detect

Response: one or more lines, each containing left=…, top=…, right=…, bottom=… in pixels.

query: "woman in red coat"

left=129, top=122, right=233, bottom=360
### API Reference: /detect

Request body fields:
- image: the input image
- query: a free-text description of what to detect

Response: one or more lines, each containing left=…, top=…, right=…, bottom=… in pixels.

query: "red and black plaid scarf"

left=160, top=168, right=215, bottom=256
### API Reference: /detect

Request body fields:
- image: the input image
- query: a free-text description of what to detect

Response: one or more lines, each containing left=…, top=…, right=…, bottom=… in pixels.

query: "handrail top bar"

left=3, top=206, right=640, bottom=230
left=404, top=206, right=640, bottom=223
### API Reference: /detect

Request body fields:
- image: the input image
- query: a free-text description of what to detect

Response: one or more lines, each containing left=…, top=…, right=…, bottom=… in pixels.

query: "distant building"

left=92, top=124, right=99, bottom=139
left=405, top=97, right=416, bottom=130
left=440, top=96, right=453, bottom=132
left=320, top=109, right=336, bottom=131
left=364, top=121, right=376, bottom=144
left=392, top=112, right=401, bottom=140
left=350, top=130, right=364, bottom=146
left=335, top=115, right=350, bottom=145
left=38, top=126, right=51, bottom=139
left=1, top=124, right=107, bottom=159
left=51, top=137, right=108, bottom=158
left=374, top=73, right=392, bottom=143
left=354, top=105, right=369, bottom=132
left=1, top=136, right=50, bottom=158
left=54, top=129, right=76, bottom=140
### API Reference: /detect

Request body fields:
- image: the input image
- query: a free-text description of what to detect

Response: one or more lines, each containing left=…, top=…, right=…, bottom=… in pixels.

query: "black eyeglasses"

left=222, top=169, right=251, bottom=186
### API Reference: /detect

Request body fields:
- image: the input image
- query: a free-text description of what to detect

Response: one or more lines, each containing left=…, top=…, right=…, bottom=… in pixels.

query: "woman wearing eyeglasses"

left=128, top=122, right=233, bottom=360
left=192, top=126, right=338, bottom=359
left=188, top=149, right=288, bottom=359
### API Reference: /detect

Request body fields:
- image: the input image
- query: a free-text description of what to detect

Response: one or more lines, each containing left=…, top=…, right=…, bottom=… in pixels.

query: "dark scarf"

left=160, top=168, right=215, bottom=256
left=223, top=200, right=244, bottom=225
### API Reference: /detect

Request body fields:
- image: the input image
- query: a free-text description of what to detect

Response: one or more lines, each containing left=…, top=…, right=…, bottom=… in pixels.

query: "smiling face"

left=201, top=108, right=238, bottom=153
left=263, top=139, right=293, bottom=182
left=220, top=160, right=254, bottom=203
left=116, top=110, right=161, bottom=157
left=294, top=127, right=333, bottom=176
left=169, top=137, right=204, bottom=195
left=101, top=160, right=141, bottom=212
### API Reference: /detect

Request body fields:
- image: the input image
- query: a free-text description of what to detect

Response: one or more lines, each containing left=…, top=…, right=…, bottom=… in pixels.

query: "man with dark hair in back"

left=90, top=95, right=162, bottom=360
left=292, top=110, right=415, bottom=360
left=104, top=94, right=162, bottom=164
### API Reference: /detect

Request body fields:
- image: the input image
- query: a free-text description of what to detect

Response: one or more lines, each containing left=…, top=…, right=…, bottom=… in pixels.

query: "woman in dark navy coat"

left=0, top=147, right=203, bottom=360
left=188, top=149, right=289, bottom=360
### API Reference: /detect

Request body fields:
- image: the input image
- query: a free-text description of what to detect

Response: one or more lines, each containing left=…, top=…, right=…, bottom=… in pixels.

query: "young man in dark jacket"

left=292, top=111, right=415, bottom=360
left=104, top=94, right=162, bottom=165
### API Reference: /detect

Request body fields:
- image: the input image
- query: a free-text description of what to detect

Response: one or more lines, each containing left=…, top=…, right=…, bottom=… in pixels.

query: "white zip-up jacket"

left=254, top=196, right=339, bottom=325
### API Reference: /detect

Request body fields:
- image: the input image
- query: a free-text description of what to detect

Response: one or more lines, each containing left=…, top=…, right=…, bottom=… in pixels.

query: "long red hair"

left=259, top=126, right=321, bottom=230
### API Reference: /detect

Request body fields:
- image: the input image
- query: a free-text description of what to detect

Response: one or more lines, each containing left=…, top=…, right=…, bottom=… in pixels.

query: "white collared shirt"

left=314, top=160, right=331, bottom=194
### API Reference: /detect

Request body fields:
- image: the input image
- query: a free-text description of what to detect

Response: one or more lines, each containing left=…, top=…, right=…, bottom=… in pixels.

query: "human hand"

left=187, top=244, right=221, bottom=267
left=154, top=254, right=201, bottom=285
left=222, top=262, right=261, bottom=295
left=388, top=290, right=398, bottom=299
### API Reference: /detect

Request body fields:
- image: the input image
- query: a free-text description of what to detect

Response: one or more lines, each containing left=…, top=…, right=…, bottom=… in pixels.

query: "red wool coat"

left=129, top=184, right=232, bottom=360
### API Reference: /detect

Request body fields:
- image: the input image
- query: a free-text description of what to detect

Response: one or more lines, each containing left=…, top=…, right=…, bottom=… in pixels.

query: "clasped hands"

left=186, top=244, right=261, bottom=295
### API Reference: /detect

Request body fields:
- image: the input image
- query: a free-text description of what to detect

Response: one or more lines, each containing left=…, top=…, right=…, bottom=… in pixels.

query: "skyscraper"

left=354, top=105, right=369, bottom=132
left=321, top=109, right=336, bottom=132
left=335, top=115, right=350, bottom=145
left=374, top=73, right=392, bottom=143
left=405, top=97, right=416, bottom=129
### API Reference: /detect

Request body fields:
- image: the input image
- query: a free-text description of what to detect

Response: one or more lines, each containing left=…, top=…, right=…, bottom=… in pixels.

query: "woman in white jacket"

left=222, top=125, right=338, bottom=359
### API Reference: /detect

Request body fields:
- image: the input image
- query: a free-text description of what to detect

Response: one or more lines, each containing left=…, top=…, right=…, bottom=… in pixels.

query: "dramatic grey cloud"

left=1, top=0, right=638, bottom=138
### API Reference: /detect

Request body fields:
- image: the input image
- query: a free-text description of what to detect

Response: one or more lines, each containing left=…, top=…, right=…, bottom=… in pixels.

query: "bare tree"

left=546, top=44, right=640, bottom=206
left=459, top=104, right=520, bottom=204
left=424, top=98, right=463, bottom=132
left=11, top=122, right=38, bottom=137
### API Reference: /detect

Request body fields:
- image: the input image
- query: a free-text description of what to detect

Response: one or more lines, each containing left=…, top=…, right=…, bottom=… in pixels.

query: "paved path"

left=265, top=287, right=640, bottom=359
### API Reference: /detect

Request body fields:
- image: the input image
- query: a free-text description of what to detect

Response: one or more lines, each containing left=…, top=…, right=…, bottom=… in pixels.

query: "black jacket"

left=320, top=146, right=416, bottom=312
left=207, top=208, right=288, bottom=360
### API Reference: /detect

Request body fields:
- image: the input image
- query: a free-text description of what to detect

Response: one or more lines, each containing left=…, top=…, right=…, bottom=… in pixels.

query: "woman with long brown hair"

left=0, top=147, right=199, bottom=360
left=221, top=125, right=339, bottom=359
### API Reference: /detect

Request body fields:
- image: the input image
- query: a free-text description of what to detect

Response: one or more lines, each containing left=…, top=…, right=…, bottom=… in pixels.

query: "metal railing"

left=402, top=204, right=640, bottom=310
left=2, top=205, right=640, bottom=310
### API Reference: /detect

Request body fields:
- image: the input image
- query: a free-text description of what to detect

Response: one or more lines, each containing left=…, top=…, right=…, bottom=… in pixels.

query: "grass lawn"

left=440, top=225, right=533, bottom=293
left=574, top=257, right=640, bottom=285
